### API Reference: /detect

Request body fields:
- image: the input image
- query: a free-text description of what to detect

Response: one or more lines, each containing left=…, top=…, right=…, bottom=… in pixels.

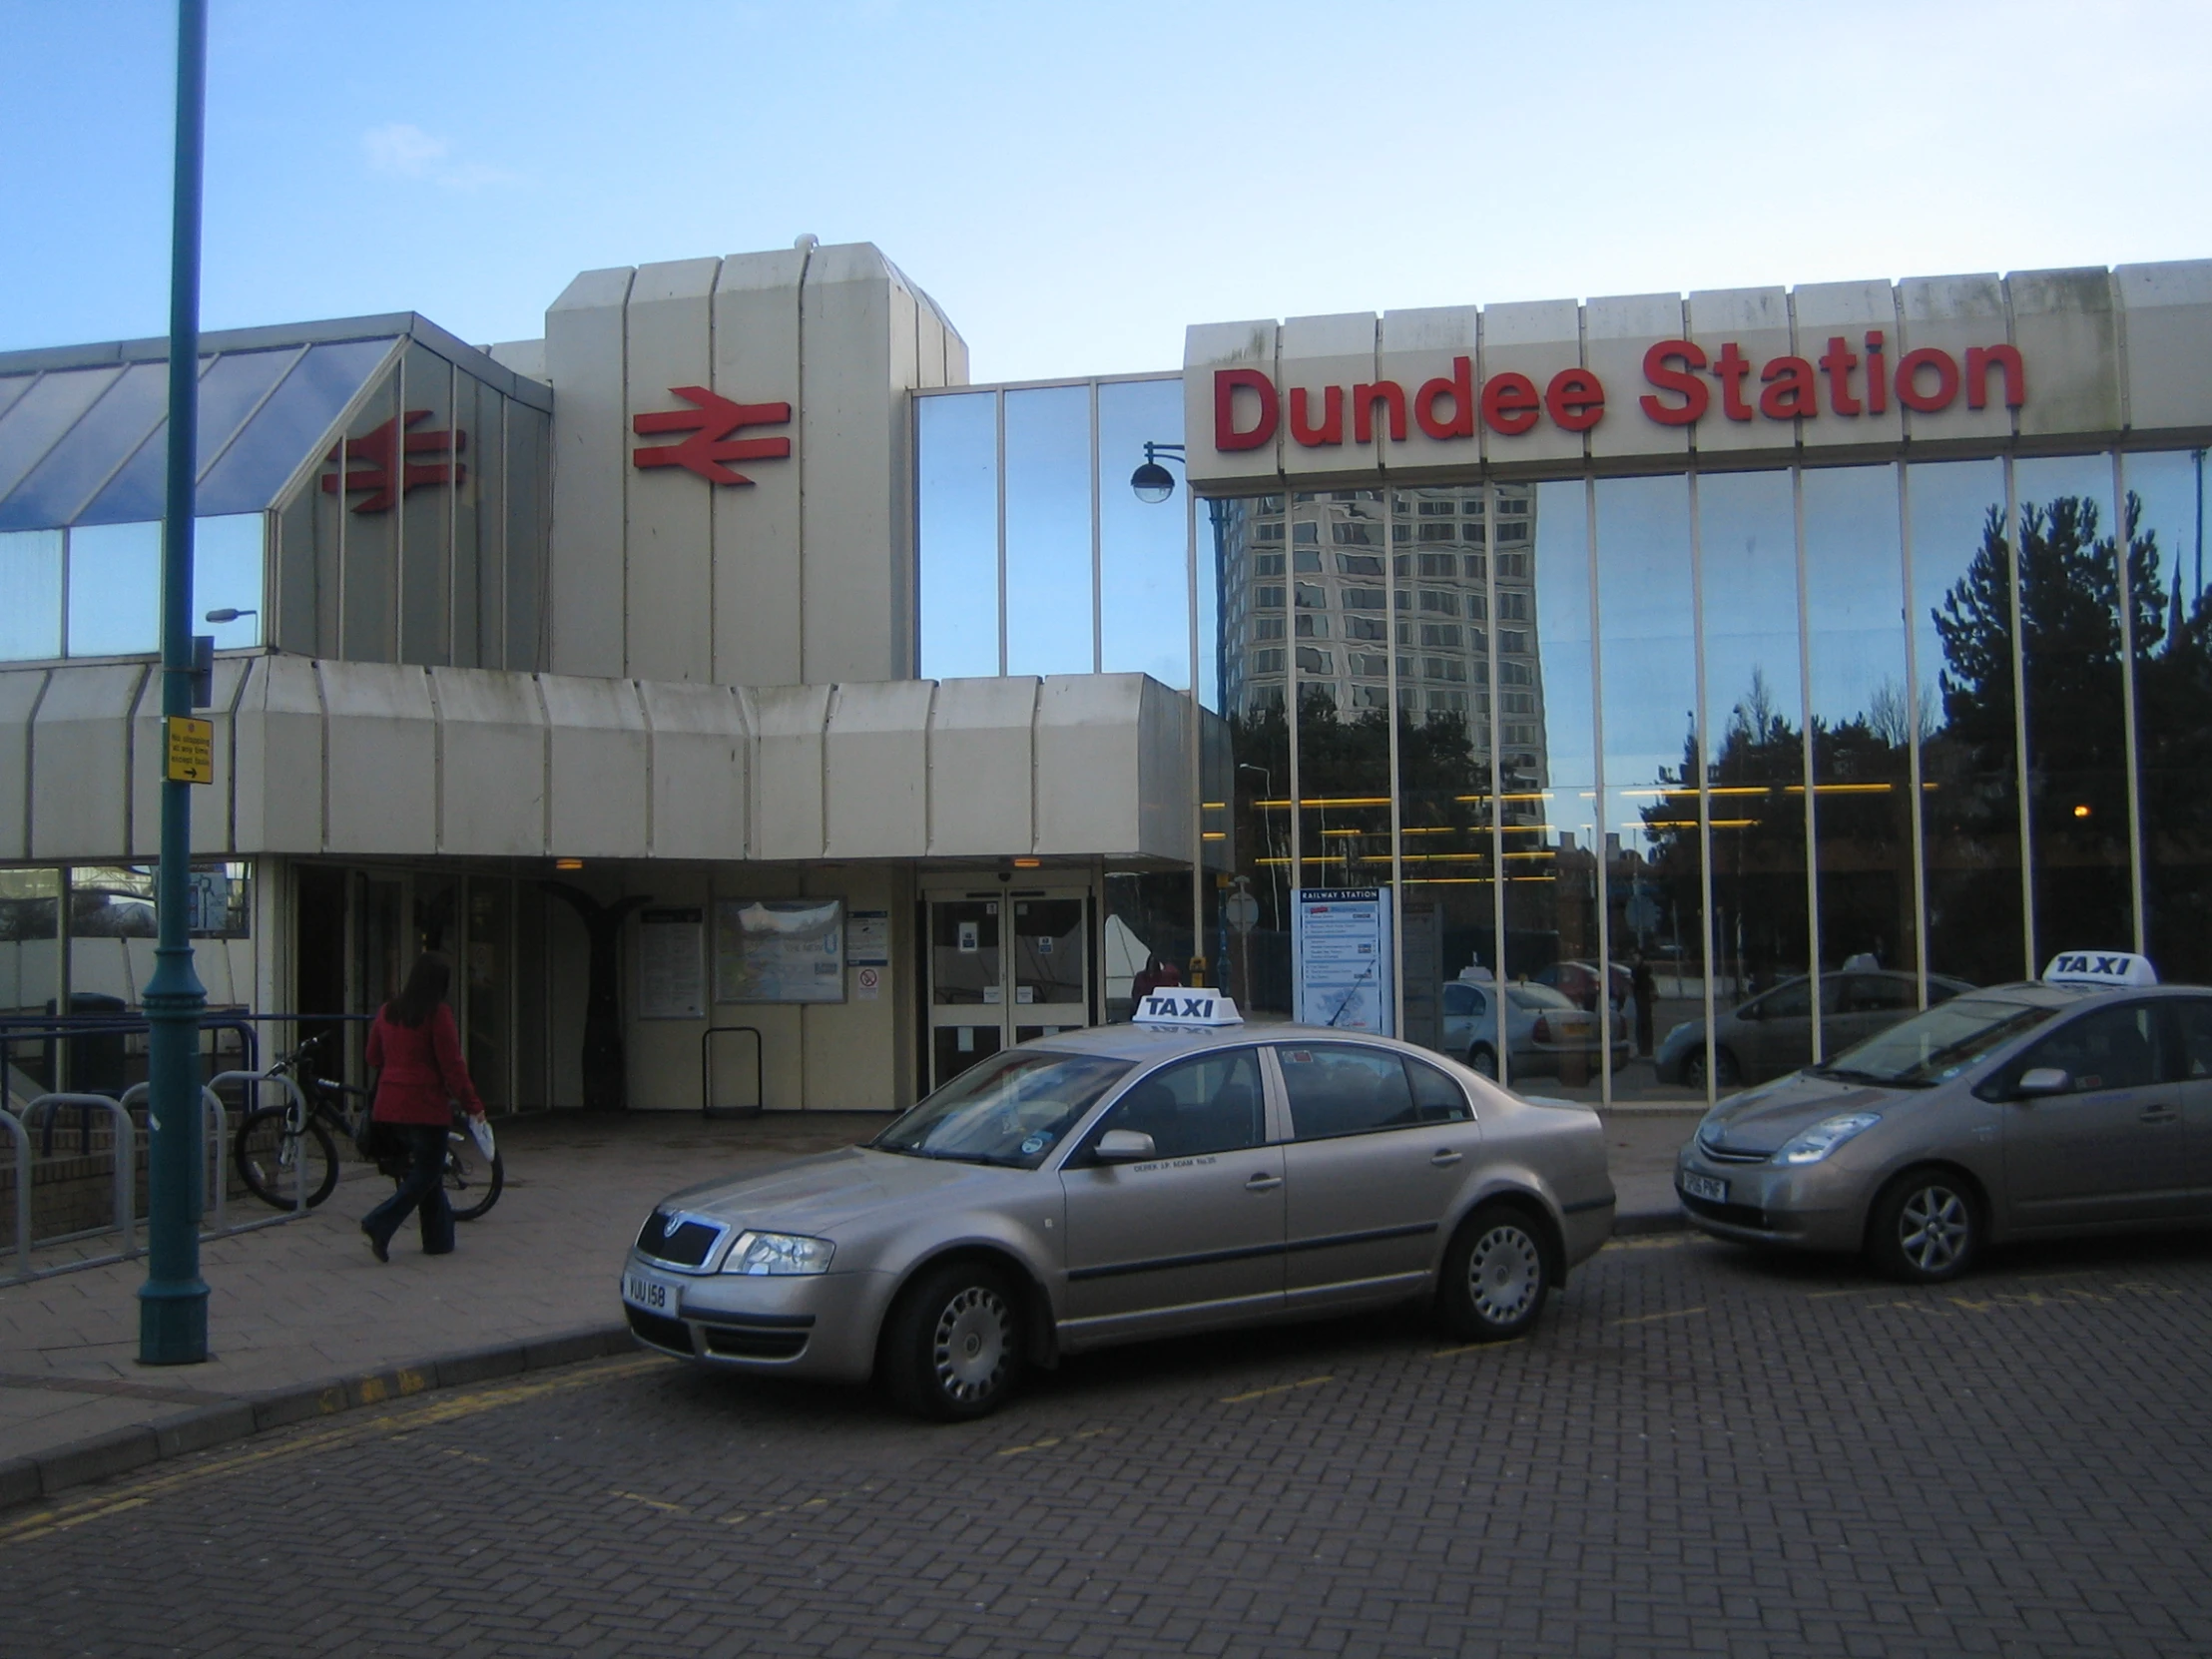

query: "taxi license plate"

left=623, top=1269, right=680, bottom=1315
left=1680, top=1172, right=1729, bottom=1204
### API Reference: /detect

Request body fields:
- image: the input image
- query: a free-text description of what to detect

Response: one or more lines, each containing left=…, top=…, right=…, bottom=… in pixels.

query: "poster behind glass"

left=715, top=898, right=845, bottom=1003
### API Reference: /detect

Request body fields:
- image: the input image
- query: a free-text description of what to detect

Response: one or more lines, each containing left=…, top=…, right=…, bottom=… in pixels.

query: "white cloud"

left=361, top=123, right=515, bottom=191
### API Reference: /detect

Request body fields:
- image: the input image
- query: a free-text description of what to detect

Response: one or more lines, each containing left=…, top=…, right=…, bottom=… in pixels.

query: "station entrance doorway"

left=923, top=880, right=1096, bottom=1091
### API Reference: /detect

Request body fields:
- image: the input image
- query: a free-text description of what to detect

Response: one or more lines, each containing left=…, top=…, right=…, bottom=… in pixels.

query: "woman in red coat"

left=360, top=952, right=487, bottom=1262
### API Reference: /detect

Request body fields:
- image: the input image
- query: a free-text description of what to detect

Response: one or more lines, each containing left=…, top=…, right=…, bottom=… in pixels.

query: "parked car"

left=1441, top=974, right=1632, bottom=1081
left=621, top=998, right=1615, bottom=1418
left=1675, top=952, right=2206, bottom=1282
left=1654, top=969, right=1974, bottom=1088
left=1532, top=959, right=1634, bottom=1018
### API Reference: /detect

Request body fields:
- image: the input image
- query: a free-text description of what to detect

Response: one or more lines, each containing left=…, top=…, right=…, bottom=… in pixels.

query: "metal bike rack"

left=0, top=1109, right=30, bottom=1287
left=17, top=1093, right=139, bottom=1269
left=702, top=1026, right=765, bottom=1117
left=121, top=1081, right=235, bottom=1238
left=207, top=1070, right=312, bottom=1224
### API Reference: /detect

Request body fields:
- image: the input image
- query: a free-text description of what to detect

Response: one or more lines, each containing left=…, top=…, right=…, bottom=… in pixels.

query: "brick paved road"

left=6, top=1228, right=2212, bottom=1658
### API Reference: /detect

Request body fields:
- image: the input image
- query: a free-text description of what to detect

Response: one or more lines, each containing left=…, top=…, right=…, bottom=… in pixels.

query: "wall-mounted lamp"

left=204, top=607, right=257, bottom=624
left=555, top=857, right=585, bottom=870
left=1130, top=441, right=1185, bottom=504
left=1012, top=856, right=1042, bottom=869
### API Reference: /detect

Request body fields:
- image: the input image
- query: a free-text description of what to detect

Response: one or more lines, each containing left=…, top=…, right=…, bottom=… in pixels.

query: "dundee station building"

left=4, top=247, right=2211, bottom=1113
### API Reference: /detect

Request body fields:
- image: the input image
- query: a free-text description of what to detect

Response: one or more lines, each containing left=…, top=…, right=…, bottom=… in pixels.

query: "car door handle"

left=2140, top=1106, right=2180, bottom=1125
left=1429, top=1150, right=1464, bottom=1167
left=1245, top=1173, right=1283, bottom=1192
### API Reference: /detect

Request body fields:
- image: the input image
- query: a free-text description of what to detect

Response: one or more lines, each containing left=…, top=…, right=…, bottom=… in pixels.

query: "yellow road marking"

left=612, top=1489, right=687, bottom=1513
left=0, top=1354, right=659, bottom=1546
left=1612, top=1305, right=1707, bottom=1326
left=996, top=1435, right=1063, bottom=1457
left=1221, top=1376, right=1333, bottom=1404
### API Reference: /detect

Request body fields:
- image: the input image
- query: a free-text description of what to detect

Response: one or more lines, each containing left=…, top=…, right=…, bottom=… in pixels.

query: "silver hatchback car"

left=1676, top=953, right=2212, bottom=1283
left=621, top=997, right=1616, bottom=1418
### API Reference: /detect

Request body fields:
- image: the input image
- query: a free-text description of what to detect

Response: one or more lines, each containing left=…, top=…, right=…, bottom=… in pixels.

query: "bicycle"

left=232, top=1029, right=504, bottom=1222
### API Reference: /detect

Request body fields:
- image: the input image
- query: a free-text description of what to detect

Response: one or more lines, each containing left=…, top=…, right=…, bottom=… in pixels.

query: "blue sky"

left=6, top=0, right=2210, bottom=383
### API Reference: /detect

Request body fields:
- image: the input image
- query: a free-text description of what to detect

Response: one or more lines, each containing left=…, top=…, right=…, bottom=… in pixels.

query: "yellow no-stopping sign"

left=164, top=715, right=214, bottom=785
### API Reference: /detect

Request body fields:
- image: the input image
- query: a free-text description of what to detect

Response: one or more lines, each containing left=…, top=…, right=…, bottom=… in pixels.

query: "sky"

left=5, top=0, right=2211, bottom=384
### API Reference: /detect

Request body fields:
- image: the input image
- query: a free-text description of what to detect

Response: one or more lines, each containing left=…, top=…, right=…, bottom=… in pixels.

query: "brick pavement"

left=6, top=1226, right=2212, bottom=1656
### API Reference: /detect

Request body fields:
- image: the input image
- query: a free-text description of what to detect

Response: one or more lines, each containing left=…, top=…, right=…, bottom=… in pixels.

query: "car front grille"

left=1681, top=1192, right=1774, bottom=1231
left=626, top=1305, right=695, bottom=1354
left=701, top=1325, right=810, bottom=1361
left=1696, top=1133, right=1771, bottom=1166
left=635, top=1210, right=726, bottom=1269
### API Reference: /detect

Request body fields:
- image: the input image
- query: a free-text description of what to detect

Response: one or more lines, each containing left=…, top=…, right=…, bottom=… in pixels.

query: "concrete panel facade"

left=540, top=673, right=649, bottom=857
left=130, top=657, right=252, bottom=857
left=31, top=663, right=146, bottom=860
left=928, top=677, right=1036, bottom=855
left=623, top=259, right=721, bottom=684
left=640, top=681, right=748, bottom=861
left=316, top=661, right=435, bottom=855
left=431, top=666, right=546, bottom=857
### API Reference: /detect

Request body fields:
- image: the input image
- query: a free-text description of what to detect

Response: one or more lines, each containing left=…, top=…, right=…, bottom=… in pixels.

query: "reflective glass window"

left=1096, top=1048, right=1265, bottom=1158
left=397, top=343, right=457, bottom=665
left=2122, top=450, right=2212, bottom=981
left=1278, top=1041, right=1418, bottom=1138
left=65, top=521, right=159, bottom=656
left=0, top=360, right=170, bottom=531
left=335, top=363, right=399, bottom=661
left=1697, top=469, right=1810, bottom=1062
left=0, top=529, right=63, bottom=660
left=2012, top=455, right=2131, bottom=961
left=1802, top=464, right=1920, bottom=991
left=198, top=338, right=393, bottom=517
left=1597, top=474, right=1702, bottom=1079
left=917, top=390, right=998, bottom=678
left=0, top=366, right=123, bottom=505
left=79, top=347, right=300, bottom=526
left=0, top=869, right=62, bottom=1092
left=0, top=374, right=34, bottom=424
left=193, top=515, right=265, bottom=649
left=1910, top=458, right=2022, bottom=986
left=1099, top=377, right=1187, bottom=688
left=1003, top=383, right=1093, bottom=677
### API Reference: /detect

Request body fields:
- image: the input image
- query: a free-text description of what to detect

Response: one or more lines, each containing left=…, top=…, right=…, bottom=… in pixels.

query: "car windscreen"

left=1508, top=984, right=1577, bottom=1011
left=1813, top=996, right=2059, bottom=1088
left=872, top=1050, right=1134, bottom=1168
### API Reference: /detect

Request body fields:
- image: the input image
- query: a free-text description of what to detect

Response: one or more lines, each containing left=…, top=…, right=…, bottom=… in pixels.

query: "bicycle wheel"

left=443, top=1133, right=504, bottom=1222
left=234, top=1107, right=339, bottom=1210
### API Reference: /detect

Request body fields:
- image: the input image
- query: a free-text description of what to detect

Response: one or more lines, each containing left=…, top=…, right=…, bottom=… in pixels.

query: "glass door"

left=926, top=887, right=1095, bottom=1091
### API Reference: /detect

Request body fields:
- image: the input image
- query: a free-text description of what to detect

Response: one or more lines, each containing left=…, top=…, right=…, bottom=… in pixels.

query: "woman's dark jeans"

left=362, top=1123, right=454, bottom=1255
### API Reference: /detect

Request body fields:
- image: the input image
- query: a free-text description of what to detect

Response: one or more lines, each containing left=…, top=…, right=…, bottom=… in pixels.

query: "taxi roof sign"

left=1132, top=990, right=1243, bottom=1027
left=2042, top=951, right=2159, bottom=988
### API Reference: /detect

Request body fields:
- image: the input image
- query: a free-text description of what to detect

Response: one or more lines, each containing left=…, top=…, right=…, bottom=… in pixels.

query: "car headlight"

left=720, top=1231, right=835, bottom=1275
left=1775, top=1112, right=1881, bottom=1165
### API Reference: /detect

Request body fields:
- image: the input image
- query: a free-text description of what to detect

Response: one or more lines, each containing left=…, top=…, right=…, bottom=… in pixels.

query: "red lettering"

left=1865, top=332, right=1888, bottom=414
left=1897, top=346, right=1958, bottom=413
left=1352, top=380, right=1407, bottom=444
left=1545, top=367, right=1605, bottom=433
left=1480, top=371, right=1540, bottom=436
left=1712, top=341, right=1755, bottom=421
left=1759, top=355, right=1818, bottom=420
left=1819, top=336, right=1863, bottom=416
left=1289, top=384, right=1344, bottom=446
left=1414, top=355, right=1475, bottom=440
left=1964, top=343, right=2025, bottom=410
left=1638, top=339, right=1709, bottom=426
left=1213, top=368, right=1278, bottom=452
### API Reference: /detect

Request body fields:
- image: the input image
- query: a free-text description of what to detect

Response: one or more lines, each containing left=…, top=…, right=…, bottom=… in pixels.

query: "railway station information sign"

left=1293, top=888, right=1394, bottom=1036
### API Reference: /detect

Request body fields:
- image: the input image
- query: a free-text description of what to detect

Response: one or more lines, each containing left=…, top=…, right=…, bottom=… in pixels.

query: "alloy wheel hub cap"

left=1468, top=1227, right=1540, bottom=1322
left=934, top=1288, right=1008, bottom=1399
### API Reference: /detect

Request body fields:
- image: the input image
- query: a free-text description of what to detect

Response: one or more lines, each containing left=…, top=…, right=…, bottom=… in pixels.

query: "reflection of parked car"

left=1533, top=960, right=1632, bottom=1013
left=1654, top=970, right=1974, bottom=1088
left=1441, top=975, right=1631, bottom=1081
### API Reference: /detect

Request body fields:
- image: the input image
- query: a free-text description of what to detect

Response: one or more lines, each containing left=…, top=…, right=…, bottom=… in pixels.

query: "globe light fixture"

left=1130, top=440, right=1185, bottom=503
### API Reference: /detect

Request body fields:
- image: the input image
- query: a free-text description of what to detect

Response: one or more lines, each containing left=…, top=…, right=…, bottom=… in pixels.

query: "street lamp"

left=1129, top=441, right=1183, bottom=503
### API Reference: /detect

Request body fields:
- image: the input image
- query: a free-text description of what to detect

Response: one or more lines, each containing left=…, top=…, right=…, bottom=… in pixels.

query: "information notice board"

left=715, top=897, right=845, bottom=1003
left=1292, top=887, right=1394, bottom=1035
left=639, top=907, right=706, bottom=1019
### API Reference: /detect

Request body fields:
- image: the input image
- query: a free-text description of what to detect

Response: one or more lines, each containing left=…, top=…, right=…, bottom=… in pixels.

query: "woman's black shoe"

left=362, top=1224, right=389, bottom=1264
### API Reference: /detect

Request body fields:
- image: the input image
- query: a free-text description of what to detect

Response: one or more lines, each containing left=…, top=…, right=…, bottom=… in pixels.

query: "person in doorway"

left=1129, top=954, right=1183, bottom=1005
left=360, top=951, right=487, bottom=1263
left=1630, top=954, right=1656, bottom=1060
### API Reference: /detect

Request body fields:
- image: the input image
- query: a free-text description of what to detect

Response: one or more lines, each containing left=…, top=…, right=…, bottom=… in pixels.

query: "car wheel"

left=1467, top=1044, right=1498, bottom=1080
left=1683, top=1048, right=1739, bottom=1091
left=882, top=1259, right=1026, bottom=1421
left=1865, top=1168, right=1980, bottom=1284
left=1439, top=1204, right=1552, bottom=1342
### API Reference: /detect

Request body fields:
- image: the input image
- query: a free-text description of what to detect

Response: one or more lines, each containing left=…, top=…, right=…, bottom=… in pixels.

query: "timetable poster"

left=638, top=907, right=707, bottom=1019
left=715, top=897, right=845, bottom=1003
left=1292, top=888, right=1394, bottom=1035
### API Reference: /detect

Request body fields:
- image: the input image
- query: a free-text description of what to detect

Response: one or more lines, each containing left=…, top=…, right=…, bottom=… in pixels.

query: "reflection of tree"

left=1638, top=491, right=2193, bottom=988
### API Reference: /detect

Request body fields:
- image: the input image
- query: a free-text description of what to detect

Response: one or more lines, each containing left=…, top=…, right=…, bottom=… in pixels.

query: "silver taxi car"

left=1676, top=952, right=2212, bottom=1283
left=622, top=993, right=1616, bottom=1418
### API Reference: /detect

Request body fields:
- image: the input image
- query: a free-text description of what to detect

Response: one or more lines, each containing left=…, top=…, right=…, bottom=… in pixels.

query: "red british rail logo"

left=320, top=410, right=466, bottom=513
left=631, top=386, right=792, bottom=485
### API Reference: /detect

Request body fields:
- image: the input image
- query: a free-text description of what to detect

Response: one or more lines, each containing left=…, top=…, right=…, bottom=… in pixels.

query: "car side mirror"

left=1094, top=1129, right=1157, bottom=1163
left=2014, top=1066, right=2070, bottom=1099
